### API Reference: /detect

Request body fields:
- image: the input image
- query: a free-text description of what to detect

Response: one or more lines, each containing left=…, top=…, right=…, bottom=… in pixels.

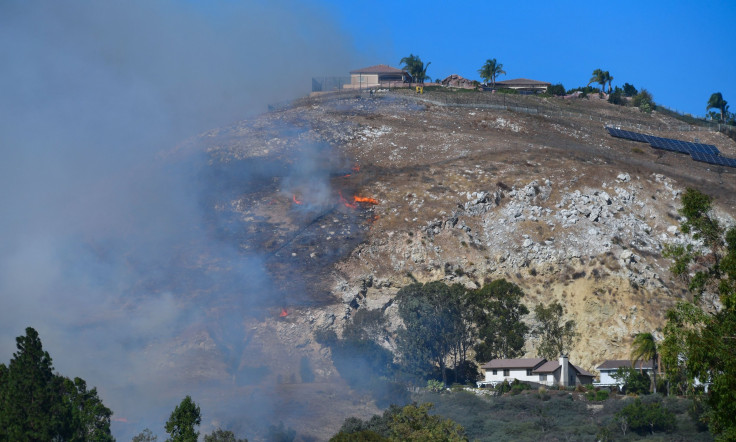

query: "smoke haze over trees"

left=0, top=0, right=357, bottom=438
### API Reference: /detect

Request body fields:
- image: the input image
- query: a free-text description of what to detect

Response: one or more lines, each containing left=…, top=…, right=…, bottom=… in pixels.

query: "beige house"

left=493, top=78, right=551, bottom=93
left=345, top=64, right=411, bottom=89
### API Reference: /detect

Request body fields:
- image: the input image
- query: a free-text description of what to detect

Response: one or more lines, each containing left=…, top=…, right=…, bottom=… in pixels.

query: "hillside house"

left=345, top=64, right=411, bottom=89
left=492, top=78, right=551, bottom=94
left=478, top=355, right=595, bottom=388
left=595, top=359, right=654, bottom=387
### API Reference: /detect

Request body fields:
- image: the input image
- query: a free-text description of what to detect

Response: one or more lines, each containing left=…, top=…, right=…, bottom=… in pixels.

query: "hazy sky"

left=322, top=0, right=736, bottom=117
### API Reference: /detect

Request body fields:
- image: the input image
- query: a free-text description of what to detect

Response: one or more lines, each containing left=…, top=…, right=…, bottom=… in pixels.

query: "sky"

left=322, top=0, right=736, bottom=118
left=0, top=0, right=734, bottom=439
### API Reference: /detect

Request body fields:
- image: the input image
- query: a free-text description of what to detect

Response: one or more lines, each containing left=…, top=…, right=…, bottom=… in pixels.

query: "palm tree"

left=400, top=54, right=431, bottom=84
left=588, top=69, right=606, bottom=92
left=605, top=71, right=614, bottom=93
left=631, top=332, right=659, bottom=393
left=478, top=58, right=507, bottom=88
left=707, top=92, right=729, bottom=121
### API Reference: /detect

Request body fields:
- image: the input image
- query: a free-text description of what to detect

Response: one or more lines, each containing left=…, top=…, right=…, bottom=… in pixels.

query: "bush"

left=426, top=379, right=444, bottom=392
left=631, top=89, right=655, bottom=113
left=623, top=83, right=638, bottom=97
left=596, top=390, right=610, bottom=401
left=612, top=367, right=651, bottom=394
left=547, top=83, right=566, bottom=96
left=616, top=398, right=676, bottom=435
left=607, top=87, right=626, bottom=105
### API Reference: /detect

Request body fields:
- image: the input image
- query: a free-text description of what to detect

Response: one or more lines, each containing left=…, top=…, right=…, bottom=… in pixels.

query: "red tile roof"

left=596, top=359, right=653, bottom=370
left=349, top=64, right=408, bottom=75
left=481, top=358, right=546, bottom=369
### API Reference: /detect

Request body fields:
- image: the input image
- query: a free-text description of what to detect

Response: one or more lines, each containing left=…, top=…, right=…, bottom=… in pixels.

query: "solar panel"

left=690, top=151, right=736, bottom=168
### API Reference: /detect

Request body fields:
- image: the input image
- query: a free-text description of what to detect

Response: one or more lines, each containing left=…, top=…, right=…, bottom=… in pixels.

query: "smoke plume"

left=0, top=0, right=356, bottom=438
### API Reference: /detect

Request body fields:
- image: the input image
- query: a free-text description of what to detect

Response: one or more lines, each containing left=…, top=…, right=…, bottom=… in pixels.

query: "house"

left=345, top=64, right=411, bottom=89
left=492, top=78, right=551, bottom=94
left=478, top=355, right=595, bottom=388
left=595, top=359, right=654, bottom=387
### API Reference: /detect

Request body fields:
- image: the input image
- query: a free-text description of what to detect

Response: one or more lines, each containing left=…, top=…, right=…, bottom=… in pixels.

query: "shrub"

left=427, top=379, right=444, bottom=392
left=631, top=89, right=654, bottom=113
left=547, top=83, right=566, bottom=96
left=623, top=83, right=638, bottom=97
left=596, top=390, right=610, bottom=401
left=616, top=398, right=676, bottom=435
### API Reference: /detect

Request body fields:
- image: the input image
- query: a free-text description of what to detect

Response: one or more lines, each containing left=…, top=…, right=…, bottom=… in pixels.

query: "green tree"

left=389, top=403, right=467, bottom=441
left=622, top=82, right=638, bottom=97
left=631, top=333, right=659, bottom=393
left=546, top=83, right=566, bottom=96
left=478, top=58, right=506, bottom=88
left=470, top=279, right=529, bottom=362
left=615, top=398, right=676, bottom=435
left=396, top=282, right=463, bottom=385
left=133, top=428, right=159, bottom=441
left=706, top=92, right=729, bottom=121
left=0, top=327, right=66, bottom=441
left=60, top=376, right=114, bottom=441
left=530, top=301, right=577, bottom=360
left=204, top=427, right=248, bottom=442
left=400, top=54, right=431, bottom=84
left=587, top=69, right=606, bottom=92
left=165, top=396, right=201, bottom=442
left=660, top=188, right=736, bottom=439
left=611, top=366, right=651, bottom=395
left=631, top=89, right=654, bottom=113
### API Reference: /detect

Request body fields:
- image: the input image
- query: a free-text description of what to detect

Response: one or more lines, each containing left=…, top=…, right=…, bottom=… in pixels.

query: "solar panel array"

left=606, top=127, right=735, bottom=168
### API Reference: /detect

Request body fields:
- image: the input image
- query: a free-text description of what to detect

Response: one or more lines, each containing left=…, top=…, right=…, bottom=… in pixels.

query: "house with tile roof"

left=345, top=64, right=411, bottom=89
left=478, top=355, right=595, bottom=388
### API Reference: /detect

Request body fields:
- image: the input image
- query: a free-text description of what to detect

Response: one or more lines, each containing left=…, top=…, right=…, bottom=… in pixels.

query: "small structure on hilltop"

left=493, top=78, right=551, bottom=94
left=478, top=355, right=595, bottom=388
left=345, top=64, right=411, bottom=89
left=440, top=74, right=476, bottom=89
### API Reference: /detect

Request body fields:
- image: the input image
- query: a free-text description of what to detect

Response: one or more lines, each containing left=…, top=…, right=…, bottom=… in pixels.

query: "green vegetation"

left=204, top=428, right=248, bottom=442
left=611, top=366, right=651, bottom=395
left=395, top=279, right=529, bottom=385
left=165, top=395, right=201, bottom=442
left=631, top=89, right=655, bottom=113
left=623, top=83, right=638, bottom=97
left=530, top=301, right=577, bottom=360
left=631, top=332, right=659, bottom=393
left=616, top=398, right=677, bottom=436
left=661, top=188, right=736, bottom=439
left=546, top=83, right=565, bottom=96
left=478, top=58, right=506, bottom=87
left=0, top=327, right=113, bottom=441
left=400, top=54, right=431, bottom=84
left=331, top=402, right=467, bottom=442
left=588, top=69, right=613, bottom=93
left=706, top=92, right=729, bottom=122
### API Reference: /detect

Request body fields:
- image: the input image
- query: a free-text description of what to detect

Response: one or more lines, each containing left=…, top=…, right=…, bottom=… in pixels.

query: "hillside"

left=174, top=90, right=736, bottom=439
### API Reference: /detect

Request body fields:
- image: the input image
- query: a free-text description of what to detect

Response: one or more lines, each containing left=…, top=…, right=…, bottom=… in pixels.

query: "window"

left=492, top=369, right=497, bottom=375
left=526, top=369, right=532, bottom=376
left=539, top=374, right=547, bottom=381
left=503, top=369, right=510, bottom=377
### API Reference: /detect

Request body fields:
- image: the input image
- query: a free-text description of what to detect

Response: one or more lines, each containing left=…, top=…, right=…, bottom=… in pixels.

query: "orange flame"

left=353, top=196, right=379, bottom=205
left=339, top=191, right=357, bottom=209
left=293, top=195, right=302, bottom=205
left=280, top=308, right=288, bottom=317
left=352, top=163, right=360, bottom=173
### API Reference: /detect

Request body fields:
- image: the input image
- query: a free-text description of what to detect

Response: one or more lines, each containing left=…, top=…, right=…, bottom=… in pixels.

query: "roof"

left=495, top=78, right=551, bottom=86
left=349, top=64, right=408, bottom=75
left=572, top=364, right=596, bottom=378
left=596, top=359, right=654, bottom=370
left=481, top=358, right=546, bottom=369
left=533, top=361, right=560, bottom=373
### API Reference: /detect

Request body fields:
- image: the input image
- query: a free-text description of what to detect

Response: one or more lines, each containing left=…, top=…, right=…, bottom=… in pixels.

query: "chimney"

left=559, top=354, right=569, bottom=388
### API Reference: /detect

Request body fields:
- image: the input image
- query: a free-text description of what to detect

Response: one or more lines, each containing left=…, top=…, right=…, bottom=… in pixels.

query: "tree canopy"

left=631, top=333, right=659, bottom=393
left=530, top=301, right=577, bottom=360
left=399, top=54, right=431, bottom=84
left=478, top=58, right=506, bottom=87
left=0, top=327, right=113, bottom=441
left=706, top=92, right=729, bottom=122
left=661, top=188, right=736, bottom=439
left=165, top=395, right=201, bottom=442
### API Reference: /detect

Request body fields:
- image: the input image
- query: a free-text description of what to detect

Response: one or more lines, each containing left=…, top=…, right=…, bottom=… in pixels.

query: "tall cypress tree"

left=0, top=327, right=63, bottom=440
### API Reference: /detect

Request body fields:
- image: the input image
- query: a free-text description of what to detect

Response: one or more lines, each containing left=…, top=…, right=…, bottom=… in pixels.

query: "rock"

left=667, top=225, right=678, bottom=235
left=617, top=173, right=631, bottom=182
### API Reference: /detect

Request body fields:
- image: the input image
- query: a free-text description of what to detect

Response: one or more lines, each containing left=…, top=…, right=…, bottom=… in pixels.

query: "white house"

left=345, top=64, right=411, bottom=89
left=478, top=355, right=595, bottom=388
left=595, top=359, right=654, bottom=387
